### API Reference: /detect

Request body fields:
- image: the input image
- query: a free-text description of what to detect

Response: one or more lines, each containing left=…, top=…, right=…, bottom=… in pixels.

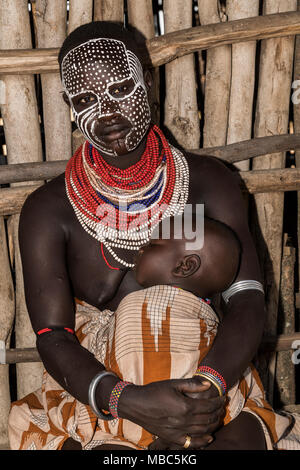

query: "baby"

left=96, top=216, right=275, bottom=449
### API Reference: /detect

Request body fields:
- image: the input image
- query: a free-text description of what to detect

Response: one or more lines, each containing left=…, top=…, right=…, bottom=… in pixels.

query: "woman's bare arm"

left=19, top=185, right=120, bottom=405
left=195, top=156, right=266, bottom=388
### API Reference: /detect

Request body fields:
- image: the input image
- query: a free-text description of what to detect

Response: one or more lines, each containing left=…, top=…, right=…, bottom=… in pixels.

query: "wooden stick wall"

left=0, top=0, right=299, bottom=447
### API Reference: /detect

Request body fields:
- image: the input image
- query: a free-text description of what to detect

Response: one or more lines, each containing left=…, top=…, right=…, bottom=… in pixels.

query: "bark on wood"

left=0, top=48, right=60, bottom=74
left=127, top=0, right=160, bottom=124
left=5, top=348, right=41, bottom=364
left=2, top=133, right=300, bottom=185
left=0, top=0, right=44, bottom=400
left=2, top=12, right=300, bottom=74
left=251, top=0, right=297, bottom=403
left=148, top=10, right=300, bottom=67
left=198, top=0, right=231, bottom=148
left=194, top=134, right=300, bottom=162
left=226, top=0, right=259, bottom=170
left=164, top=0, right=200, bottom=149
left=33, top=0, right=72, bottom=162
left=93, top=0, right=124, bottom=22
left=0, top=184, right=42, bottom=216
left=275, top=236, right=296, bottom=406
left=68, top=0, right=93, bottom=34
left=239, top=167, right=300, bottom=193
left=0, top=217, right=15, bottom=445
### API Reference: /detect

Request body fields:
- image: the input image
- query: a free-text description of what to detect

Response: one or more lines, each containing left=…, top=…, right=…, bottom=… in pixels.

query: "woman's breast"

left=67, top=245, right=143, bottom=311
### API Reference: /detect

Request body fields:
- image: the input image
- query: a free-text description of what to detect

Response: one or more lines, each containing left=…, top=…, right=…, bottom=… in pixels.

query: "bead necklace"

left=65, top=125, right=189, bottom=268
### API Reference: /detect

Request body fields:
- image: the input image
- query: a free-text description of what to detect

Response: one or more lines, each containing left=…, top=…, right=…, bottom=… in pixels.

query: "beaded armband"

left=109, top=380, right=132, bottom=419
left=193, top=366, right=227, bottom=396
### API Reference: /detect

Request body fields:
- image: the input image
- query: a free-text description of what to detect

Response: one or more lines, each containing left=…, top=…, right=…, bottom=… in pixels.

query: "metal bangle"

left=88, top=370, right=117, bottom=421
left=222, top=280, right=264, bottom=304
left=193, top=372, right=224, bottom=397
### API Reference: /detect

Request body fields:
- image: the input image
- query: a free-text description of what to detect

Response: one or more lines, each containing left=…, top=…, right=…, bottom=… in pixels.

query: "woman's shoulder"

left=20, top=172, right=71, bottom=229
left=184, top=150, right=237, bottom=183
left=184, top=150, right=235, bottom=178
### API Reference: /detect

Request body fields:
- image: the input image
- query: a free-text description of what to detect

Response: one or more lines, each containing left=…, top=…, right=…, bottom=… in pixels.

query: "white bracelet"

left=88, top=370, right=117, bottom=421
left=222, top=280, right=264, bottom=304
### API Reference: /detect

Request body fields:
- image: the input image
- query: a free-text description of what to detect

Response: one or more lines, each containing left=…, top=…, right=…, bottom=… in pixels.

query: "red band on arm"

left=37, top=327, right=74, bottom=336
left=64, top=327, right=74, bottom=334
left=37, top=328, right=53, bottom=335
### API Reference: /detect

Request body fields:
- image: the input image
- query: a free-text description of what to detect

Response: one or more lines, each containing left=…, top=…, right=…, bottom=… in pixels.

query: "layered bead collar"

left=65, top=125, right=189, bottom=268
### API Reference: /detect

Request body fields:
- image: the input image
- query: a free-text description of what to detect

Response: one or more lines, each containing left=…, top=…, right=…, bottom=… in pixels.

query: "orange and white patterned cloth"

left=8, top=285, right=300, bottom=450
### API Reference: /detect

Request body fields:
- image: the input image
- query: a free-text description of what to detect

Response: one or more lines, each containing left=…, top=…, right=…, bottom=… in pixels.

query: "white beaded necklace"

left=65, top=142, right=189, bottom=268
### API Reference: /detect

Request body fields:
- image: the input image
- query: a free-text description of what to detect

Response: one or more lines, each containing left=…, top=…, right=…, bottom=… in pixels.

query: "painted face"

left=62, top=38, right=151, bottom=156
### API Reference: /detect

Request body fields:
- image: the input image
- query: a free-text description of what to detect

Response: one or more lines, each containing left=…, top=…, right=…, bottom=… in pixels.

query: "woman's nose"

left=98, top=95, right=120, bottom=117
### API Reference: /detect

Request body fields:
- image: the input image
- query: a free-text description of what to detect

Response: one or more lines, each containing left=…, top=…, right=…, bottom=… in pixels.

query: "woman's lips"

left=100, top=124, right=130, bottom=142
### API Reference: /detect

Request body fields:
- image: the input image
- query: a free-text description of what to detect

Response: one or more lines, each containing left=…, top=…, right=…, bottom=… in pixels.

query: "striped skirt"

left=8, top=285, right=300, bottom=450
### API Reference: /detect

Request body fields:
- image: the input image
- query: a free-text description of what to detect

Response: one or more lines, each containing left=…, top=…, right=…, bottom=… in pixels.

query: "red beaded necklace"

left=65, top=125, right=176, bottom=226
left=65, top=124, right=189, bottom=269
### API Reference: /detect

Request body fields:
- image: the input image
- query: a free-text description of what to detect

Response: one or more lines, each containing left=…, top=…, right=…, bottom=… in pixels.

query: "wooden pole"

left=2, top=12, right=300, bottom=73
left=93, top=0, right=124, bottom=22
left=3, top=167, right=300, bottom=217
left=0, top=184, right=42, bottom=216
left=2, top=331, right=300, bottom=364
left=0, top=0, right=44, bottom=400
left=226, top=0, right=259, bottom=171
left=0, top=3, right=43, bottom=166
left=0, top=218, right=15, bottom=446
left=251, top=0, right=297, bottom=403
left=68, top=0, right=93, bottom=34
left=1, top=133, right=300, bottom=185
left=127, top=0, right=160, bottom=125
left=198, top=0, right=231, bottom=148
left=276, top=235, right=296, bottom=406
left=164, top=0, right=200, bottom=149
left=293, top=0, right=300, bottom=329
left=33, top=0, right=72, bottom=162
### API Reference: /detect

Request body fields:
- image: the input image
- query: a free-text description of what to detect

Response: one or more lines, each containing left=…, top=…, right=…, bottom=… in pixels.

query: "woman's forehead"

left=62, top=38, right=135, bottom=95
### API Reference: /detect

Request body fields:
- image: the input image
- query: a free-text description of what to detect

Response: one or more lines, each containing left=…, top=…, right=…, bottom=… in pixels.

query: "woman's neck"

left=98, top=137, right=147, bottom=170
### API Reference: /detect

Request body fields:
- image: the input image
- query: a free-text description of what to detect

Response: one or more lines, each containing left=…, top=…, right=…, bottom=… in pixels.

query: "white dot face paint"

left=62, top=38, right=151, bottom=156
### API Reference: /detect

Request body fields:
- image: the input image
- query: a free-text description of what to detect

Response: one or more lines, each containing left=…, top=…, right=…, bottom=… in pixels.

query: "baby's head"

left=135, top=216, right=241, bottom=298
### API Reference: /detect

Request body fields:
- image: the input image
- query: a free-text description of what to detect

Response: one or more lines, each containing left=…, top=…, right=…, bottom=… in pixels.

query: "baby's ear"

left=172, top=254, right=201, bottom=278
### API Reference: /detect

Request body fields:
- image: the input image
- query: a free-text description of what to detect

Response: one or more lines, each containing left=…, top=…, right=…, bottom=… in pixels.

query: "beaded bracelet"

left=108, top=380, right=132, bottom=419
left=193, top=366, right=227, bottom=396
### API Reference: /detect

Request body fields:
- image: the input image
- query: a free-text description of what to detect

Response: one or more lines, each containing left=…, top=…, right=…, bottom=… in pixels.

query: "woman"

left=9, top=21, right=270, bottom=450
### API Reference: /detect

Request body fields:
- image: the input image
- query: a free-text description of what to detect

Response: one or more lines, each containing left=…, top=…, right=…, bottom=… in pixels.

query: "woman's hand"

left=118, top=377, right=226, bottom=449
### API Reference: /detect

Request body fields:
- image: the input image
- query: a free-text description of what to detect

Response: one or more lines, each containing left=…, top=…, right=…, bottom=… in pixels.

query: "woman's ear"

left=62, top=91, right=71, bottom=106
left=172, top=254, right=201, bottom=278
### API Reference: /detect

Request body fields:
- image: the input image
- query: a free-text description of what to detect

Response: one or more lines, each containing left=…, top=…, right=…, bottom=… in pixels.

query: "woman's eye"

left=79, top=96, right=96, bottom=104
left=112, top=86, right=128, bottom=96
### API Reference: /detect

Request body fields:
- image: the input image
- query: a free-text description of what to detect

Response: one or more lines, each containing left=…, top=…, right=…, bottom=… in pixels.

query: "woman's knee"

left=206, top=411, right=266, bottom=450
